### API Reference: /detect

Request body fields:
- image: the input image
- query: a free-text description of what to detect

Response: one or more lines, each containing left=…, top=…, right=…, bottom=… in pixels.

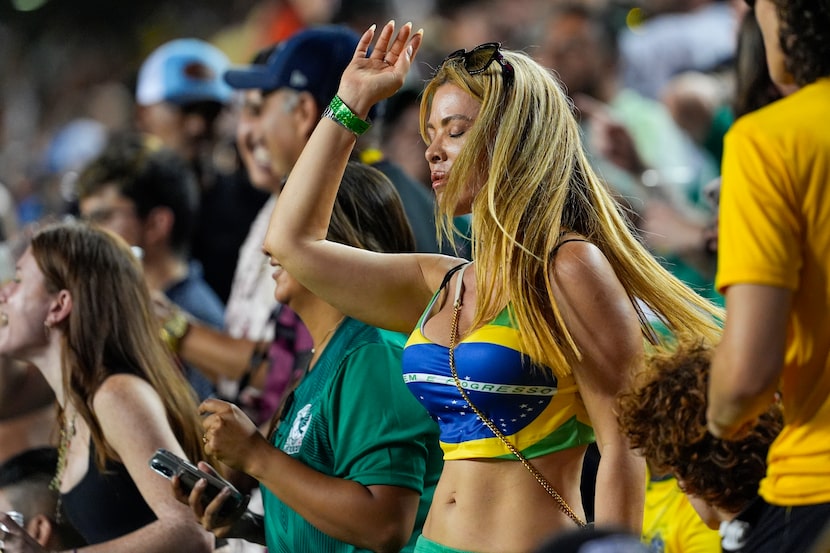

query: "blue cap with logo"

left=136, top=38, right=233, bottom=106
left=224, top=26, right=360, bottom=111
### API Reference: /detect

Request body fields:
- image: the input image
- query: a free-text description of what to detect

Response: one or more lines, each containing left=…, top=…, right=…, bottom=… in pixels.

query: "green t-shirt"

left=263, top=318, right=443, bottom=552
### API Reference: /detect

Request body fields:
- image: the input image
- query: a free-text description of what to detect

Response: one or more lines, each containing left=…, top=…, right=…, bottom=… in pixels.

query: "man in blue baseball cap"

left=224, top=27, right=356, bottom=118
left=224, top=25, right=441, bottom=254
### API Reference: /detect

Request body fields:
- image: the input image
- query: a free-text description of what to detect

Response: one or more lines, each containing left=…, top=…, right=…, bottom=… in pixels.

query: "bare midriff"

left=422, top=445, right=588, bottom=553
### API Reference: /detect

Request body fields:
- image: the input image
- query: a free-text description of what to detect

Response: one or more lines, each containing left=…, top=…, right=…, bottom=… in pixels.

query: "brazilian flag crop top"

left=402, top=263, right=595, bottom=461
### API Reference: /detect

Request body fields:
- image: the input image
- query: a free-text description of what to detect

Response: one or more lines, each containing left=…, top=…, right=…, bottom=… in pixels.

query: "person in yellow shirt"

left=706, top=1, right=830, bottom=551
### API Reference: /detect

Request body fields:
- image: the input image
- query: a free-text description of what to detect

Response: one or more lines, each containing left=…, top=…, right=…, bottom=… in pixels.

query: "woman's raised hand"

left=336, top=21, right=423, bottom=120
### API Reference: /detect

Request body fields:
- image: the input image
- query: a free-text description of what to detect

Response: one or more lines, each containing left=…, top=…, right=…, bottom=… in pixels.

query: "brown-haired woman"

left=0, top=222, right=212, bottom=553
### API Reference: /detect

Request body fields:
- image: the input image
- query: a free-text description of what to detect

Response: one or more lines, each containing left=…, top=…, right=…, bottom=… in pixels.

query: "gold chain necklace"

left=50, top=412, right=76, bottom=491
left=50, top=409, right=77, bottom=524
left=311, top=316, right=346, bottom=356
left=447, top=264, right=587, bottom=528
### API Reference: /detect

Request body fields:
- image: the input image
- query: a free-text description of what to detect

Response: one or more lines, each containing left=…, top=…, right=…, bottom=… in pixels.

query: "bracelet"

left=160, top=308, right=190, bottom=353
left=322, top=95, right=371, bottom=136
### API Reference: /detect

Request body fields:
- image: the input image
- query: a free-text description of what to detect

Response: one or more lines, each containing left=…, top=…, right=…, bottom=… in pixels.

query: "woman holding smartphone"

left=0, top=222, right=212, bottom=553
left=178, top=162, right=442, bottom=553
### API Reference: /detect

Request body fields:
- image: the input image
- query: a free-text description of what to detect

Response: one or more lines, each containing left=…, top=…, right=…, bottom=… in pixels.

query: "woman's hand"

left=199, top=399, right=267, bottom=473
left=170, top=462, right=244, bottom=537
left=336, top=20, right=423, bottom=120
left=0, top=513, right=47, bottom=553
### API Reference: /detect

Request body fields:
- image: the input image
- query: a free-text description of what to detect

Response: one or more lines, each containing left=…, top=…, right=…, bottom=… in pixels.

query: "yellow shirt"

left=642, top=475, right=721, bottom=553
left=717, top=78, right=830, bottom=505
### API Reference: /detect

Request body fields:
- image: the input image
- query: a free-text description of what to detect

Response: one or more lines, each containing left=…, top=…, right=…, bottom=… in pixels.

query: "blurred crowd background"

left=0, top=0, right=745, bottom=300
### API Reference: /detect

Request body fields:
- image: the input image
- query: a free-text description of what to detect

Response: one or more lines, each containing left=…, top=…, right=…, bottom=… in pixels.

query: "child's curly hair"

left=772, top=0, right=830, bottom=86
left=617, top=341, right=782, bottom=514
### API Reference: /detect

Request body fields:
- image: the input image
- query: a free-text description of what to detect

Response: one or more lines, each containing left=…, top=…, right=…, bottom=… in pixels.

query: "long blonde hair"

left=420, top=49, right=723, bottom=377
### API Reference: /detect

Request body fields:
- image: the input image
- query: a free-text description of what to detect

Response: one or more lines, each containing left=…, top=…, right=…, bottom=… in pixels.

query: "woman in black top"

left=0, top=222, right=212, bottom=553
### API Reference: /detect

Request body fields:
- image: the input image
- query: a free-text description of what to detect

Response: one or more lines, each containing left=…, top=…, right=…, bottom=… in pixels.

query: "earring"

left=44, top=321, right=51, bottom=339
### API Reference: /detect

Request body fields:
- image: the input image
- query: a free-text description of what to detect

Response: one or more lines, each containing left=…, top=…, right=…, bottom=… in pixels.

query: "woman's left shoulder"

left=549, top=236, right=617, bottom=288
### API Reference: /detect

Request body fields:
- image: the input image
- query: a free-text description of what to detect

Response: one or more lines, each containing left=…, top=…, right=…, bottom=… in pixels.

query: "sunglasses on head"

left=441, top=42, right=515, bottom=88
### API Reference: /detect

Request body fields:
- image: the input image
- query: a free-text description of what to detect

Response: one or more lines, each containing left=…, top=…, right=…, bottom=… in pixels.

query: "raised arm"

left=263, top=22, right=455, bottom=333
left=550, top=241, right=646, bottom=532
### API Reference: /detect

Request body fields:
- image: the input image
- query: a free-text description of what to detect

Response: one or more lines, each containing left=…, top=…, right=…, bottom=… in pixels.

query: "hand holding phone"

left=149, top=448, right=247, bottom=521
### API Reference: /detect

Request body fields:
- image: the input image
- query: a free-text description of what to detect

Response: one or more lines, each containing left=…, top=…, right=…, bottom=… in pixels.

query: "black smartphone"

left=148, top=448, right=246, bottom=520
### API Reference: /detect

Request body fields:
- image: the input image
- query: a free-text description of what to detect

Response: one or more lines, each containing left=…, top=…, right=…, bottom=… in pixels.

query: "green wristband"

left=323, top=95, right=371, bottom=136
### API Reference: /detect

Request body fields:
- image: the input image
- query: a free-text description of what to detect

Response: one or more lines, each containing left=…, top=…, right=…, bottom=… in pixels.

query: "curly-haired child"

left=618, top=341, right=782, bottom=552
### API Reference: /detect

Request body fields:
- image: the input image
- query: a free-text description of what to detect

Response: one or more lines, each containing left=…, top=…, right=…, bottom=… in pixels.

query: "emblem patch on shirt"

left=283, top=403, right=312, bottom=454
